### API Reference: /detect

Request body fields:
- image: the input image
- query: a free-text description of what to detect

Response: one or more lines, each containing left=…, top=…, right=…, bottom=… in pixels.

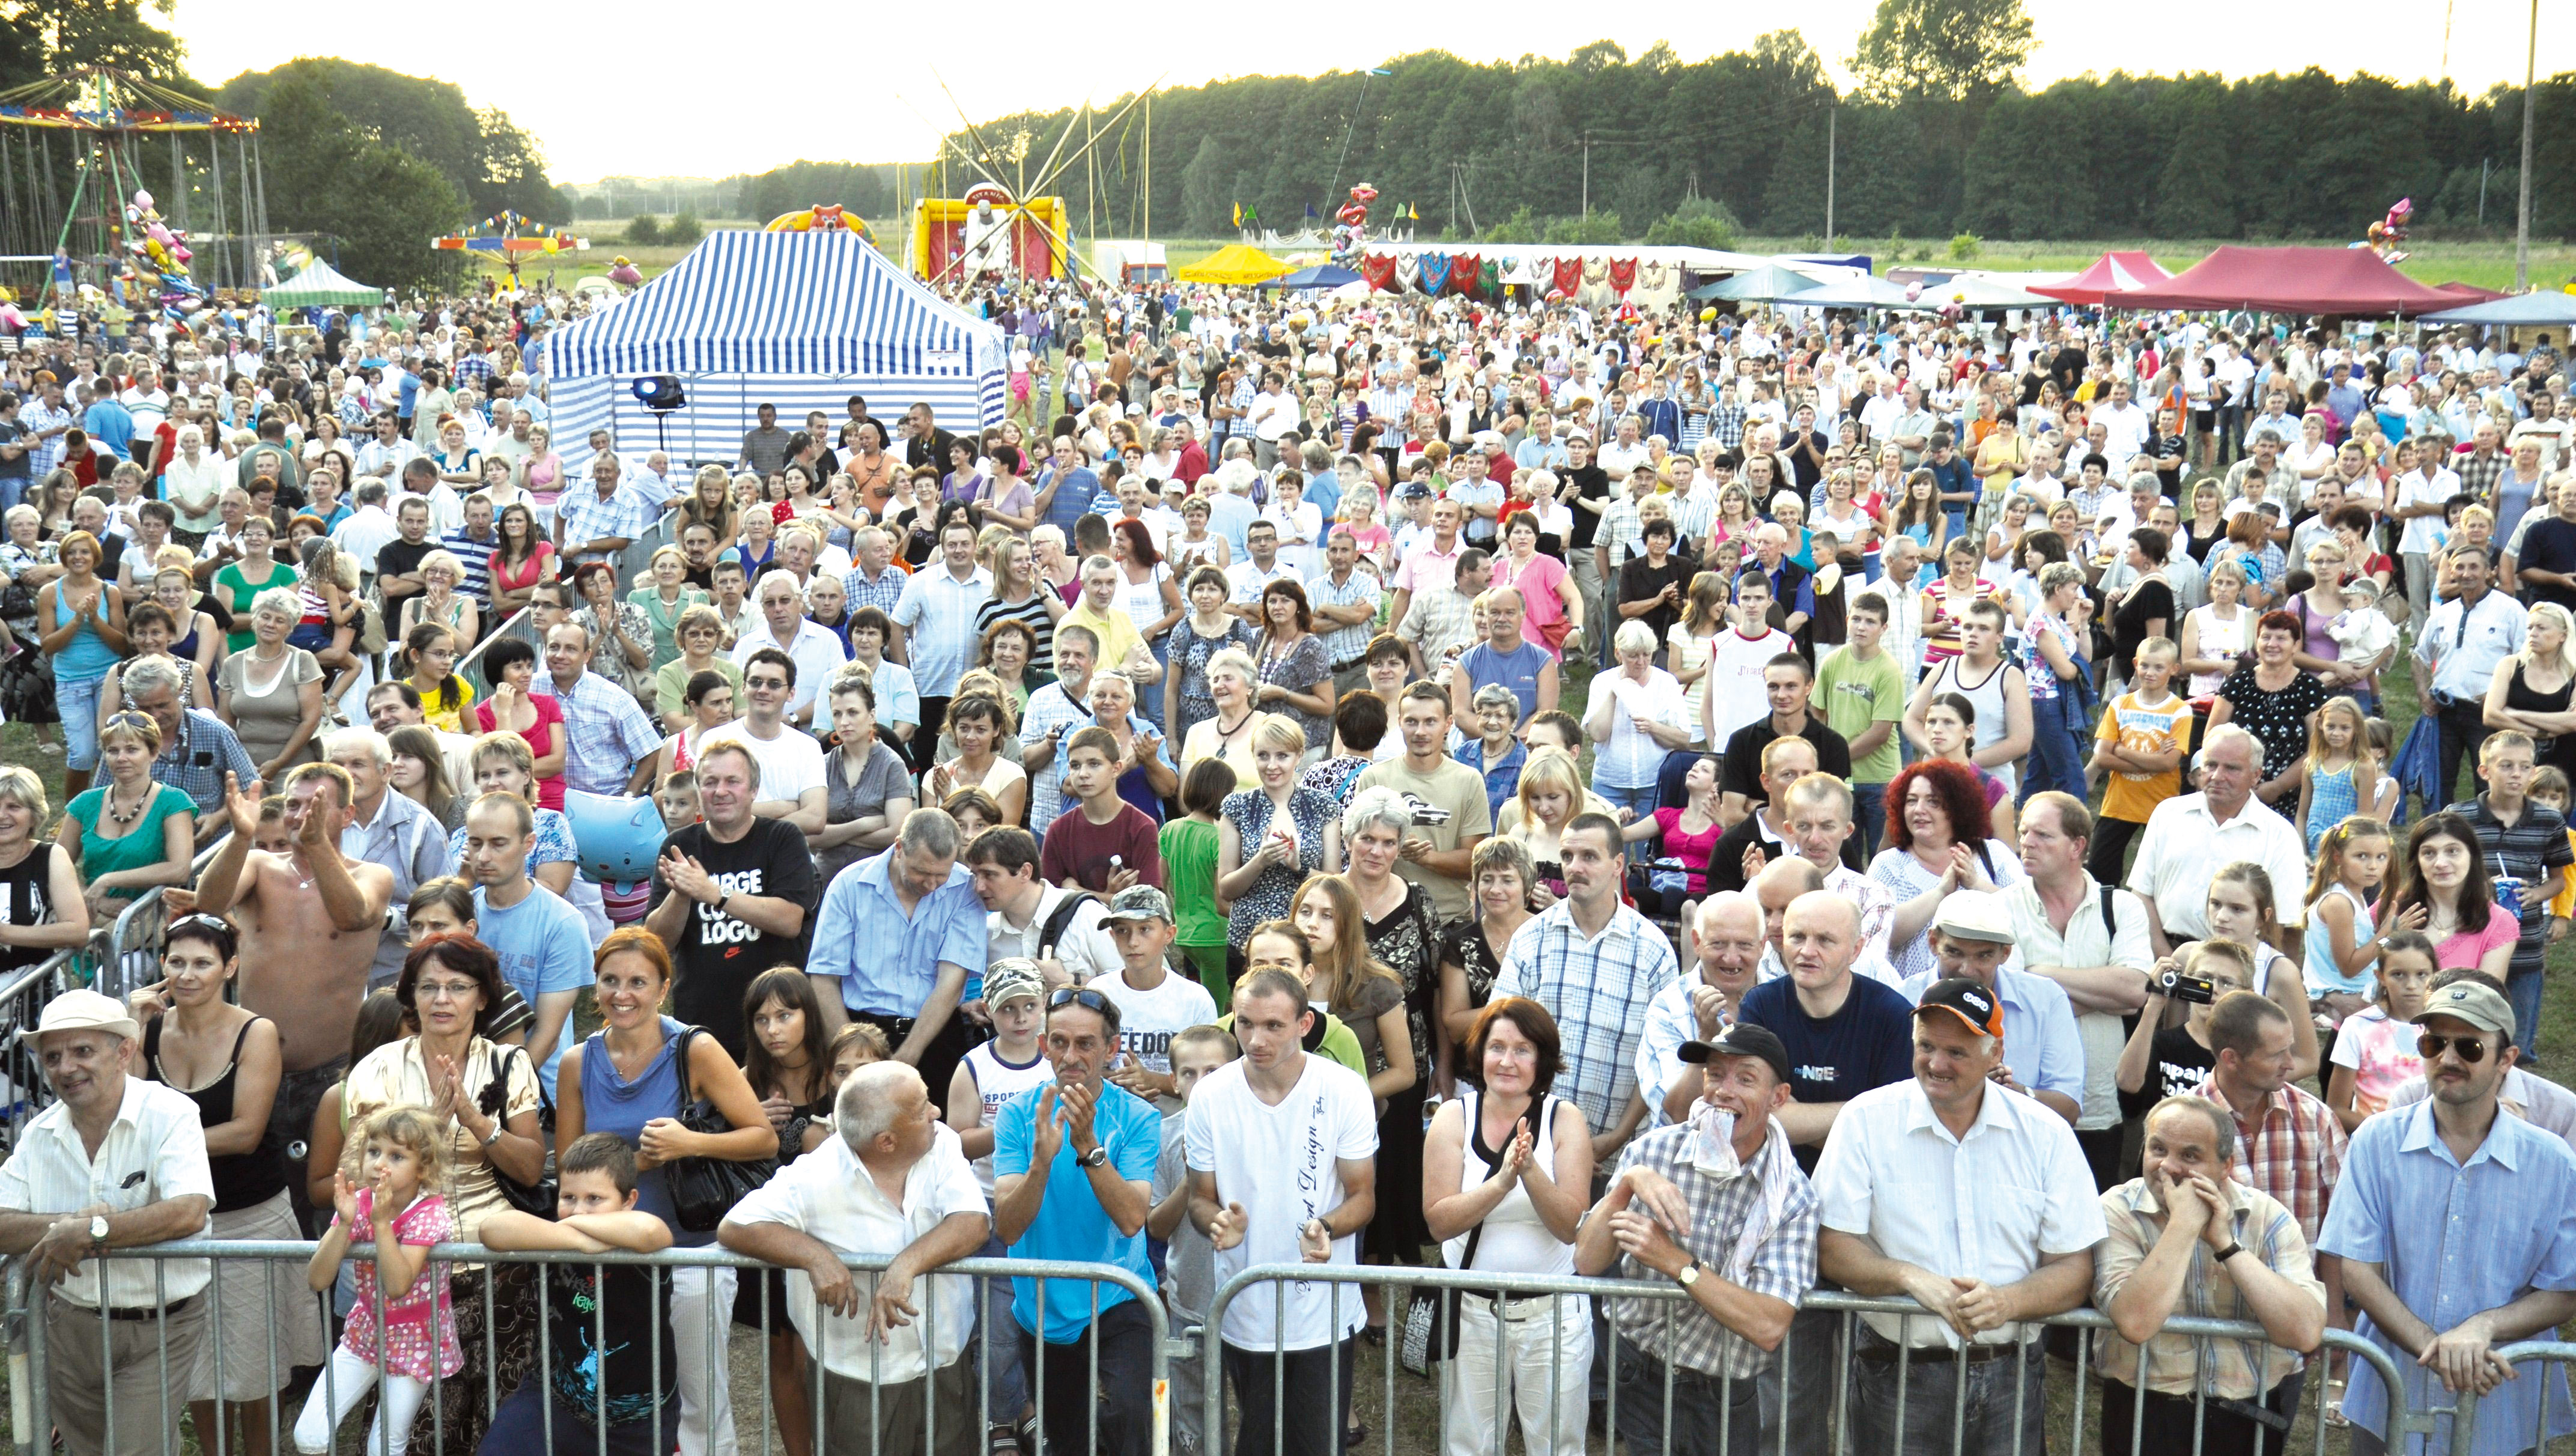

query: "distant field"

left=496, top=220, right=2576, bottom=298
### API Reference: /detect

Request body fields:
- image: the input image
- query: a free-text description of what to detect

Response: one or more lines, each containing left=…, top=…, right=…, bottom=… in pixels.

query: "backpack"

left=1034, top=890, right=1100, bottom=961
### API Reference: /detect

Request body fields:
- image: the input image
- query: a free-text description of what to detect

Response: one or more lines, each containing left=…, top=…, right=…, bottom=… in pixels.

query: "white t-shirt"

left=697, top=721, right=827, bottom=809
left=1184, top=1053, right=1379, bottom=1350
left=1704, top=626, right=1792, bottom=745
left=1089, top=967, right=1219, bottom=1092
left=959, top=1038, right=1056, bottom=1195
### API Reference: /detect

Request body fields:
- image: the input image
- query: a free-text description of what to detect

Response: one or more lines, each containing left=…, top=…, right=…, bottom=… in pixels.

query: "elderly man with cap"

left=1573, top=1021, right=1818, bottom=1456
left=2320, top=978, right=2576, bottom=1456
left=0, top=989, right=216, bottom=1456
left=2092, top=1095, right=2327, bottom=1456
left=1898, top=891, right=2087, bottom=1126
left=1815, top=976, right=2106, bottom=1456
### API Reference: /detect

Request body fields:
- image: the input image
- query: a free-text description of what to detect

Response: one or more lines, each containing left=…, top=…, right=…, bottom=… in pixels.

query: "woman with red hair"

left=1868, top=756, right=2025, bottom=979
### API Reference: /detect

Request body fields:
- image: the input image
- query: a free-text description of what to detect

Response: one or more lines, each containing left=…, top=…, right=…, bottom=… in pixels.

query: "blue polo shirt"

left=1458, top=638, right=1552, bottom=725
left=992, top=1080, right=1161, bottom=1341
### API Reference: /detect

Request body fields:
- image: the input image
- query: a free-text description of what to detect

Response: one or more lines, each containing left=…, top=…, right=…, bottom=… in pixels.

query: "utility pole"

left=1825, top=100, right=1838, bottom=243
left=2515, top=0, right=2537, bottom=290
left=1581, top=132, right=1591, bottom=217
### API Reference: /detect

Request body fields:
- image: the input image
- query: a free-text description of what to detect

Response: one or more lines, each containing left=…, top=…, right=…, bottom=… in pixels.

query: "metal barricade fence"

left=98, top=834, right=229, bottom=1004
left=0, top=935, right=100, bottom=1158
left=2441, top=1341, right=2576, bottom=1456
left=1201, top=1263, right=2430, bottom=1456
left=8, top=1240, right=1165, bottom=1456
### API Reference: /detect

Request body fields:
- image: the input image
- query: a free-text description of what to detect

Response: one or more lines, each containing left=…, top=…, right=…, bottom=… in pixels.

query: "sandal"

left=988, top=1424, right=1023, bottom=1456
left=2323, top=1377, right=2348, bottom=1428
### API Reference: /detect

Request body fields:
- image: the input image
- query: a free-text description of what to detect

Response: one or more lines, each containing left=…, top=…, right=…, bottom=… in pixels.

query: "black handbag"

left=482, top=1044, right=556, bottom=1217
left=667, top=1026, right=774, bottom=1232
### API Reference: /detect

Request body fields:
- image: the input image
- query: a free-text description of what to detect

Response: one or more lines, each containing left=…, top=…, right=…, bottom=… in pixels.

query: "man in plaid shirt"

left=1498, top=813, right=1677, bottom=1162
left=1576, top=1022, right=1818, bottom=1454
left=2189, top=991, right=2346, bottom=1246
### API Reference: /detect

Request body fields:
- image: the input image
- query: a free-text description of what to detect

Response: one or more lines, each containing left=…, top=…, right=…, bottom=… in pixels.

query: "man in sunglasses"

left=2321, top=979, right=2576, bottom=1456
left=2183, top=991, right=2346, bottom=1252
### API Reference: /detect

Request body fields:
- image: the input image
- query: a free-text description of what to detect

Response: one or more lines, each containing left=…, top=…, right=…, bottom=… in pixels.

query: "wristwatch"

left=88, top=1214, right=108, bottom=1249
left=714, top=892, right=732, bottom=916
left=2212, top=1242, right=2246, bottom=1266
left=1677, top=1257, right=1704, bottom=1288
left=1077, top=1145, right=1110, bottom=1169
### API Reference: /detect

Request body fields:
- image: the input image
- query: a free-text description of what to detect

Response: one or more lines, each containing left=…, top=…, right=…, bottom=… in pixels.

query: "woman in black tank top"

left=129, top=914, right=326, bottom=1452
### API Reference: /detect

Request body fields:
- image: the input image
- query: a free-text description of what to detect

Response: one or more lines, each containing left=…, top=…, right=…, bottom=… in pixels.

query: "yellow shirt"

left=2096, top=690, right=2193, bottom=824
left=1057, top=600, right=1144, bottom=674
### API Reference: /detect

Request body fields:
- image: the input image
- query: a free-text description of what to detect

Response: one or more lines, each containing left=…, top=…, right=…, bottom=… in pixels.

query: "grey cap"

left=1105, top=885, right=1174, bottom=924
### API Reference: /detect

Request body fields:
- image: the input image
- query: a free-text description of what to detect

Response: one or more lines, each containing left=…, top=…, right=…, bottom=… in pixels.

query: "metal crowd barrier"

left=1201, top=1263, right=2434, bottom=1456
left=454, top=604, right=540, bottom=700
left=0, top=935, right=100, bottom=1157
left=10, top=1241, right=1165, bottom=1456
left=2445, top=1341, right=2576, bottom=1456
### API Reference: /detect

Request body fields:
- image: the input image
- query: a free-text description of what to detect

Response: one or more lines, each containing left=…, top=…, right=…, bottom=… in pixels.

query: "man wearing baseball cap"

left=0, top=988, right=216, bottom=1456
left=1814, top=975, right=2106, bottom=1456
left=2321, top=975, right=2576, bottom=1456
left=1089, top=885, right=1218, bottom=1110
left=1574, top=1020, right=1818, bottom=1456
left=1899, top=890, right=2086, bottom=1126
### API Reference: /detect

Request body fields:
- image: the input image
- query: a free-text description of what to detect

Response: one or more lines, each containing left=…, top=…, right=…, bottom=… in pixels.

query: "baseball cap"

left=2413, top=981, right=2515, bottom=1040
left=1915, top=978, right=2006, bottom=1040
left=1930, top=892, right=2014, bottom=946
left=20, top=988, right=141, bottom=1047
left=1105, top=885, right=1174, bottom=924
left=1677, top=1022, right=1792, bottom=1085
left=984, top=959, right=1046, bottom=1010
left=1395, top=481, right=1433, bottom=501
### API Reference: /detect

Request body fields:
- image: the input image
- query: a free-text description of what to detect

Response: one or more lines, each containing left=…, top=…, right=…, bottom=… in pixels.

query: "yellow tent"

left=1174, top=243, right=1291, bottom=286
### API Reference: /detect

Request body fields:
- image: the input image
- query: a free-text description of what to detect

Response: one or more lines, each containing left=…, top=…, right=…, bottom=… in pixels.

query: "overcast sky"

left=165, top=0, right=2565, bottom=184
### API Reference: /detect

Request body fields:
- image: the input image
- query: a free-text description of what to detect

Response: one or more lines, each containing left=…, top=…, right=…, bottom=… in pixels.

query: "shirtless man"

left=183, top=764, right=393, bottom=1229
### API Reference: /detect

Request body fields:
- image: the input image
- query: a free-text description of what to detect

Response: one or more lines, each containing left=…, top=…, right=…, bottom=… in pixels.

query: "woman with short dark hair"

left=2208, top=609, right=2330, bottom=803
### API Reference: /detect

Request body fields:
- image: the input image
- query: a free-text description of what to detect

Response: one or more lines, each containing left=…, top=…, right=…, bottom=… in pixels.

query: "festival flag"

left=1305, top=202, right=1319, bottom=220
left=1232, top=203, right=1242, bottom=227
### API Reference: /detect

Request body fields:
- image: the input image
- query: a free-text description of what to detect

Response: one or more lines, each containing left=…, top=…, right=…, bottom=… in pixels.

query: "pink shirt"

left=339, top=1189, right=463, bottom=1381
left=2432, top=909, right=2519, bottom=972
left=2327, top=1005, right=2423, bottom=1116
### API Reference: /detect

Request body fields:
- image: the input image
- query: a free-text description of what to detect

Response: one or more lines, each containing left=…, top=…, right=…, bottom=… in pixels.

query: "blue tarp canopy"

left=1259, top=264, right=1363, bottom=291
left=2421, top=292, right=2576, bottom=326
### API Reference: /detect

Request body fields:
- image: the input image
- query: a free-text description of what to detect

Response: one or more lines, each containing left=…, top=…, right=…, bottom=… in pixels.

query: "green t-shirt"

left=1815, top=645, right=1906, bottom=784
left=1159, top=817, right=1226, bottom=946
left=65, top=783, right=196, bottom=900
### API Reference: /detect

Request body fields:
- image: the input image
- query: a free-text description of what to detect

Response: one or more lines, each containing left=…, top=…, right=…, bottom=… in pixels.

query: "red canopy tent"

left=2031, top=251, right=2170, bottom=306
left=2429, top=281, right=2508, bottom=305
left=2108, top=246, right=2458, bottom=315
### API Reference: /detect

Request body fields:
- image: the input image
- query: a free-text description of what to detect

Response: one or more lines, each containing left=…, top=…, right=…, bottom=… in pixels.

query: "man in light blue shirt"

left=2416, top=544, right=2528, bottom=803
left=1897, top=892, right=2086, bottom=1125
left=2320, top=978, right=2576, bottom=1456
left=464, top=794, right=593, bottom=1097
left=807, top=808, right=990, bottom=1101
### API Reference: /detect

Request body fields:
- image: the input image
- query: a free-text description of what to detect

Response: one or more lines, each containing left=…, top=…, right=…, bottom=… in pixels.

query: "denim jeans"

left=1222, top=1335, right=1358, bottom=1456
left=1017, top=1299, right=1156, bottom=1456
left=1848, top=1336, right=2046, bottom=1456
left=1758, top=1305, right=1852, bottom=1456
left=2019, top=690, right=2088, bottom=806
left=56, top=672, right=105, bottom=771
left=1853, top=781, right=1889, bottom=861
left=1593, top=776, right=1662, bottom=861
left=1612, top=1335, right=1759, bottom=1456
left=2508, top=967, right=2545, bottom=1059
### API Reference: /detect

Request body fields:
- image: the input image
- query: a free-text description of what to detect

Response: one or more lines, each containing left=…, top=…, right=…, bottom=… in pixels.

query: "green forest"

left=904, top=31, right=2576, bottom=248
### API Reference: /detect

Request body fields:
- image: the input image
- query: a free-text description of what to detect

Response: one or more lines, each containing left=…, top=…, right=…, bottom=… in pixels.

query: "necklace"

left=105, top=779, right=148, bottom=829
left=1213, top=708, right=1254, bottom=740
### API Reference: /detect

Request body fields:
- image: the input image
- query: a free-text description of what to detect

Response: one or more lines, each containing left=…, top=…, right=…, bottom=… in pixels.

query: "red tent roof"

left=2031, top=251, right=2170, bottom=306
left=2110, top=246, right=2458, bottom=316
left=2430, top=281, right=2508, bottom=304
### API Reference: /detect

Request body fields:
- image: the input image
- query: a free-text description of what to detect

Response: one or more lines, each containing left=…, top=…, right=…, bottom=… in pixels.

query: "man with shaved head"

left=1735, top=888, right=1917, bottom=1456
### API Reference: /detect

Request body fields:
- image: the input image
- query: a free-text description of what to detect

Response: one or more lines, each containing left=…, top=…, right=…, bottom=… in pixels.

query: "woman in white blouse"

left=1581, top=621, right=1694, bottom=829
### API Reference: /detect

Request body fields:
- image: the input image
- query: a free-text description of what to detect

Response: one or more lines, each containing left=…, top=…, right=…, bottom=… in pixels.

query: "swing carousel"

left=0, top=66, right=272, bottom=327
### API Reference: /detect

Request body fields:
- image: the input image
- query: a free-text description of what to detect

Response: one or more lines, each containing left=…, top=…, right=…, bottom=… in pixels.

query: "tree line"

left=920, top=37, right=2576, bottom=248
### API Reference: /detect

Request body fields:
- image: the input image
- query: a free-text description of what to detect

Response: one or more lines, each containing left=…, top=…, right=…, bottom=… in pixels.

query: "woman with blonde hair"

left=654, top=603, right=743, bottom=732
left=398, top=548, right=479, bottom=642
left=1503, top=748, right=1588, bottom=902
left=1179, top=645, right=1274, bottom=788
left=627, top=543, right=711, bottom=671
left=218, top=585, right=325, bottom=781
left=1217, top=713, right=1344, bottom=953
left=58, top=709, right=196, bottom=925
left=2484, top=600, right=2576, bottom=779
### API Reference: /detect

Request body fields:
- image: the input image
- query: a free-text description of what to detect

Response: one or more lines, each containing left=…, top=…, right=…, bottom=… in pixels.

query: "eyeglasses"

left=2417, top=1032, right=2489, bottom=1064
left=416, top=979, right=482, bottom=1002
left=1048, top=987, right=1115, bottom=1016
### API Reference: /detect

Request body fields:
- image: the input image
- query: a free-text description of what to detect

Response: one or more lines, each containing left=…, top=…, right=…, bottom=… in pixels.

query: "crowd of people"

left=0, top=272, right=2573, bottom=1456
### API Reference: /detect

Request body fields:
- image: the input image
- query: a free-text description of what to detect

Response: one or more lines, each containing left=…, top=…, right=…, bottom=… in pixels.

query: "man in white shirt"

left=2094, top=380, right=2152, bottom=475
left=699, top=649, right=829, bottom=833
left=964, top=826, right=1119, bottom=989
left=1596, top=413, right=1650, bottom=480
left=1223, top=520, right=1302, bottom=624
left=1186, top=970, right=1377, bottom=1456
left=2125, top=725, right=2310, bottom=957
left=2001, top=793, right=2156, bottom=1186
left=732, top=571, right=846, bottom=728
left=0, top=990, right=216, bottom=1456
left=1814, top=976, right=2106, bottom=1456
left=719, top=1062, right=990, bottom=1456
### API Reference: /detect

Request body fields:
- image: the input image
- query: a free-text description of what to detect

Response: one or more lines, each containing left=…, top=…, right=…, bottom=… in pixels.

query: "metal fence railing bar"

left=12, top=1240, right=1166, bottom=1456
left=1200, top=1262, right=2429, bottom=1456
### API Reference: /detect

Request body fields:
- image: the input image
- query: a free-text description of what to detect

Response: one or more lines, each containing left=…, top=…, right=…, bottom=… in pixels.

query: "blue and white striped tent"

left=535, top=229, right=1007, bottom=474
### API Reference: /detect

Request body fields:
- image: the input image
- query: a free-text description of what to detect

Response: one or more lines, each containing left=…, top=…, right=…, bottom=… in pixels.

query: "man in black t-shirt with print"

left=1718, top=654, right=1853, bottom=823
left=645, top=739, right=819, bottom=1061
